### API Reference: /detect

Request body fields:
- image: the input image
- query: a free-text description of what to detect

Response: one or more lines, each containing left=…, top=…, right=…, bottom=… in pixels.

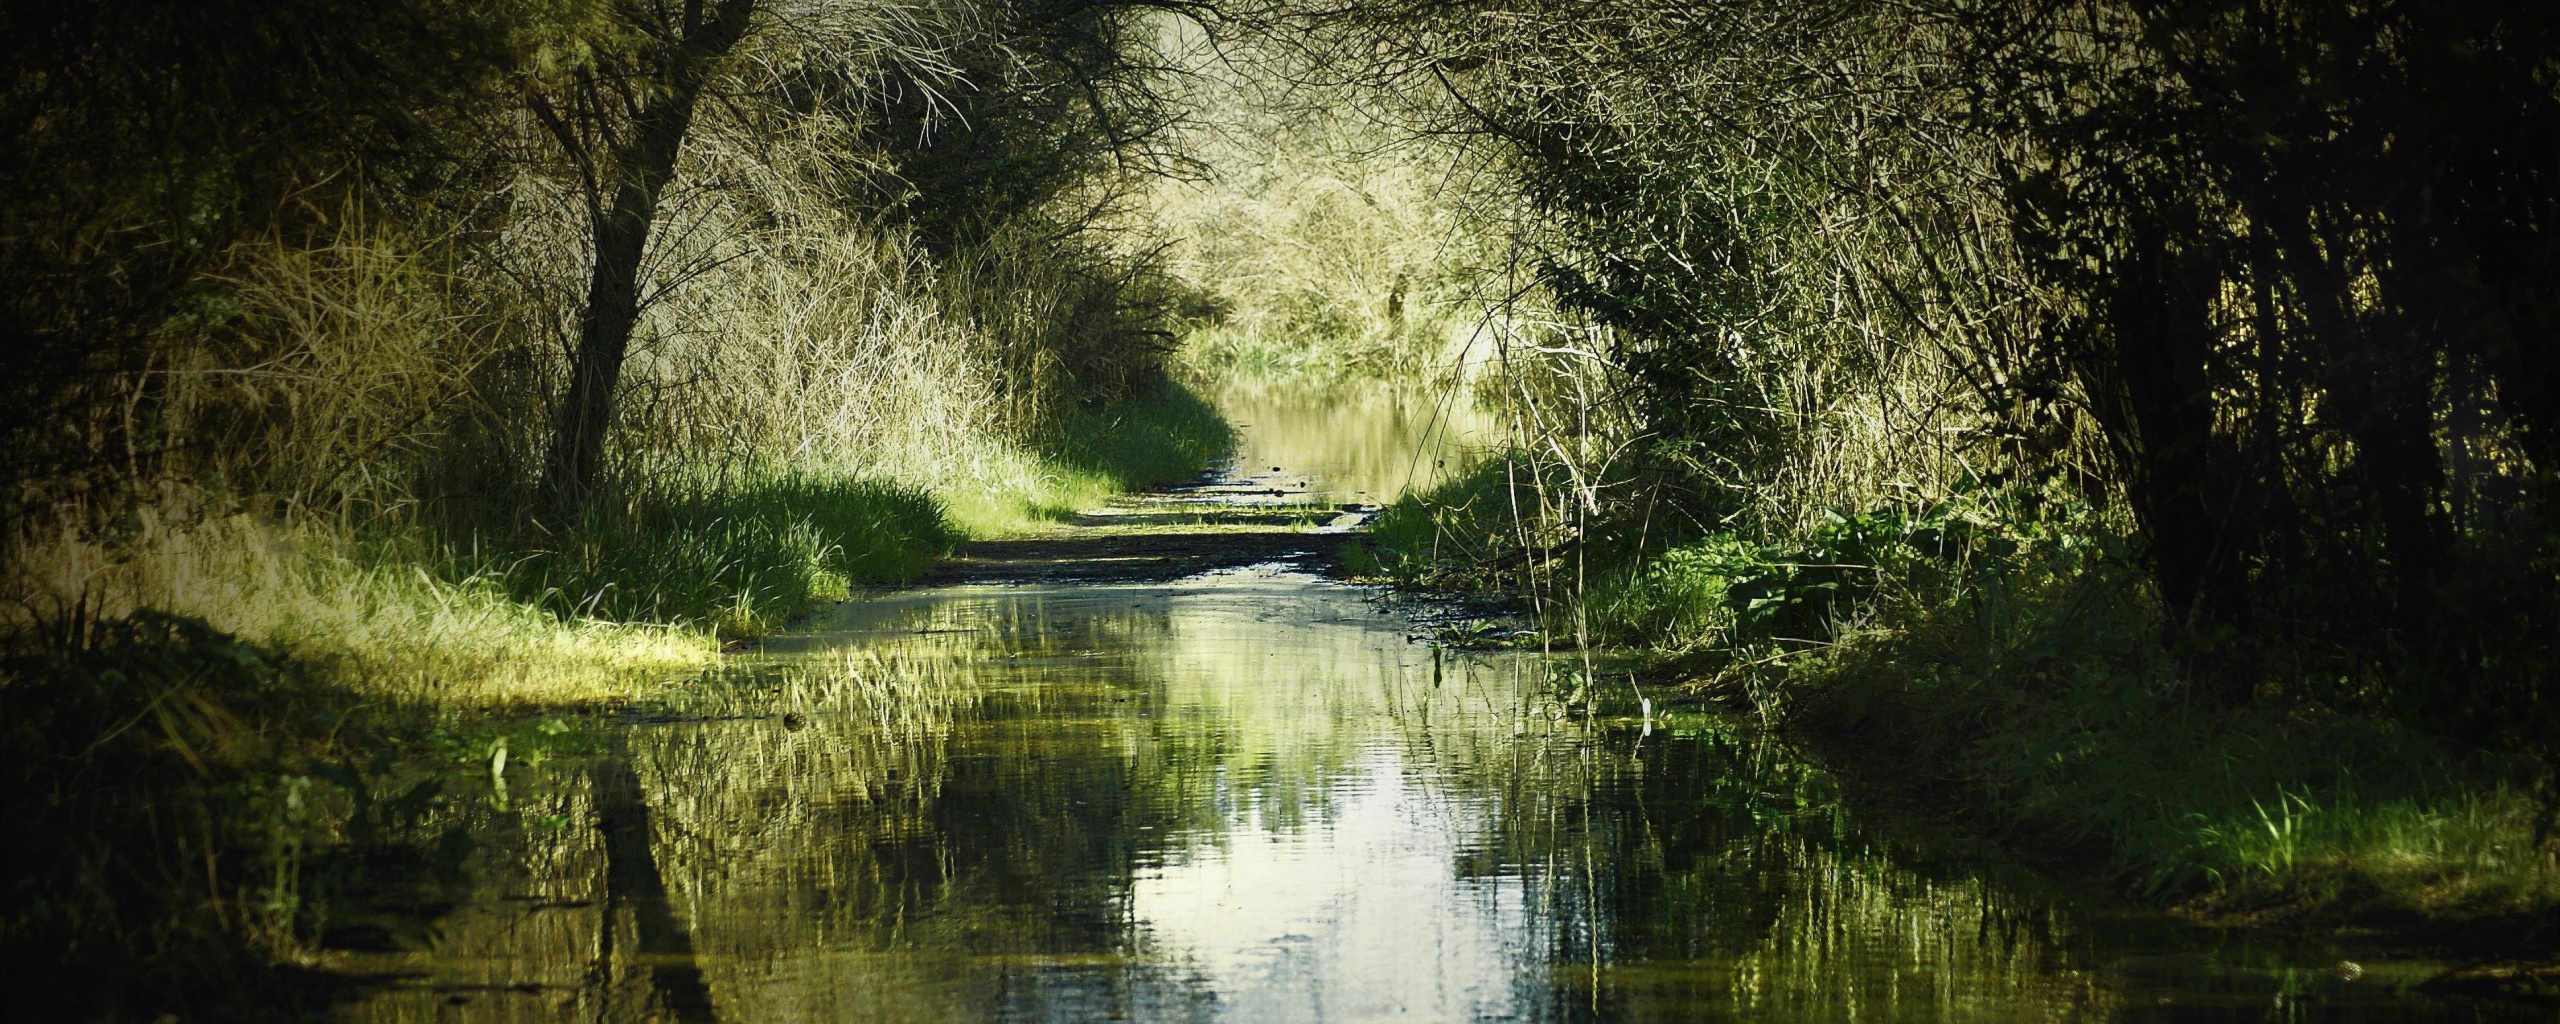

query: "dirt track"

left=918, top=472, right=1373, bottom=585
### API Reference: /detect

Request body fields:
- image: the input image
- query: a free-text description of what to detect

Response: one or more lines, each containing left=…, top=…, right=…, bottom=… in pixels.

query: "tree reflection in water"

left=331, top=571, right=2536, bottom=1023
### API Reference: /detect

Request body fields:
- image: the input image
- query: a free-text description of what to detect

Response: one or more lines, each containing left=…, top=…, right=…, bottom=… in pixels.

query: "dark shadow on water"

left=303, top=381, right=2554, bottom=1024
left=591, top=736, right=718, bottom=1024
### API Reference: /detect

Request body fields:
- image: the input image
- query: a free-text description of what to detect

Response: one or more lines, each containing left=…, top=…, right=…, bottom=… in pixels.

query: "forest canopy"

left=6, top=1, right=2560, bottom=1015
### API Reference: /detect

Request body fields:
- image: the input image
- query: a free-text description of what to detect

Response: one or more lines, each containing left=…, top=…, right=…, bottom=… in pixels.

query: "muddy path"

left=921, top=466, right=1375, bottom=586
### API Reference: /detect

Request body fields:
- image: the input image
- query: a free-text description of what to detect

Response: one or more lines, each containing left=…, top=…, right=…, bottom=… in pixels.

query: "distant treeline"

left=1310, top=0, right=2560, bottom=744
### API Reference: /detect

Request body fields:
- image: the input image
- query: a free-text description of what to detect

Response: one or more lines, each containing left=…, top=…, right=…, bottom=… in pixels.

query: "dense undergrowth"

left=1357, top=462, right=2560, bottom=942
left=0, top=0, right=1237, bottom=1015
left=0, top=379, right=1229, bottom=1019
left=3, top=613, right=330, bottom=1022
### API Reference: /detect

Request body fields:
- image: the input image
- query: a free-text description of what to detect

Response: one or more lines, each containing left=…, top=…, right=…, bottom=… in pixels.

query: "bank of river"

left=317, top=382, right=2546, bottom=1022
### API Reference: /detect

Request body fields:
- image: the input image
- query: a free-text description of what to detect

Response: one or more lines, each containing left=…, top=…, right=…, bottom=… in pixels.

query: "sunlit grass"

left=897, top=382, right=1235, bottom=535
left=6, top=513, right=714, bottom=708
left=469, top=472, right=955, bottom=640
left=2182, top=783, right=2560, bottom=918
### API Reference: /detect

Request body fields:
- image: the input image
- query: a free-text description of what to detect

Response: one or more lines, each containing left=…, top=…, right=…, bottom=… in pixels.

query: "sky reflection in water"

left=335, top=569, right=2535, bottom=1023
left=329, top=383, right=2536, bottom=1023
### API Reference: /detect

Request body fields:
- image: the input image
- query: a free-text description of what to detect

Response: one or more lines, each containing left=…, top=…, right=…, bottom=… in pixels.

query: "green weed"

left=476, top=473, right=956, bottom=639
left=1771, top=509, right=2560, bottom=929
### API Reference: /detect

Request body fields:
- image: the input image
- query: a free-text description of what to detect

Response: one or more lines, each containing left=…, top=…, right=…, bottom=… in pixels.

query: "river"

left=324, top=380, right=2538, bottom=1023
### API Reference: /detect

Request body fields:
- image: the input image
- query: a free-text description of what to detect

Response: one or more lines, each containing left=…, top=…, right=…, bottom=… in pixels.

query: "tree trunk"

left=543, top=0, right=759, bottom=511
left=2090, top=208, right=2258, bottom=705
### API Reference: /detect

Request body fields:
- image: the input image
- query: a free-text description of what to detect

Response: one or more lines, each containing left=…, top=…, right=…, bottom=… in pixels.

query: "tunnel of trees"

left=4, top=0, right=2559, bottom=1017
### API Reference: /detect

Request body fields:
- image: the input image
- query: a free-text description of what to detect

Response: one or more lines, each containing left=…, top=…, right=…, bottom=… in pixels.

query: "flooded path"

left=327, top=382, right=2540, bottom=1023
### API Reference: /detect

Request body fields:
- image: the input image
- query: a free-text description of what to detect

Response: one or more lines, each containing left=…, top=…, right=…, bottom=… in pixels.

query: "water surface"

left=324, top=383, right=2536, bottom=1023
left=1211, top=377, right=1493, bottom=501
left=331, top=568, right=2530, bottom=1023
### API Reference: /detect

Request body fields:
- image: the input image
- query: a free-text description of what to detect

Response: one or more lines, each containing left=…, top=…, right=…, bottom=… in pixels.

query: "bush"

left=0, top=612, right=312, bottom=1021
left=1347, top=458, right=1550, bottom=590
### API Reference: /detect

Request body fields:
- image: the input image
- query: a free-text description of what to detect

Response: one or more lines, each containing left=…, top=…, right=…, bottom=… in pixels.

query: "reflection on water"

left=1212, top=378, right=1493, bottom=501
left=334, top=569, right=2533, bottom=1023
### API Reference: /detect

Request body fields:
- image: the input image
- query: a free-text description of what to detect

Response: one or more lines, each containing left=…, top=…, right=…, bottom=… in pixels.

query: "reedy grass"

left=5, top=510, right=714, bottom=709
left=465, top=472, right=956, bottom=640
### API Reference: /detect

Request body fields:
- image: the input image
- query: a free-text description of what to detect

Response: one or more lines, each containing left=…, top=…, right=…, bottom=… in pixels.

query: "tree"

left=0, top=0, right=516, bottom=525
left=1285, top=0, right=2560, bottom=730
left=529, top=0, right=762, bottom=509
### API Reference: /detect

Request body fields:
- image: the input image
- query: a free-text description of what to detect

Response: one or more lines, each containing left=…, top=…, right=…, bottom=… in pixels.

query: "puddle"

left=328, top=568, right=2531, bottom=1023
left=1210, top=377, right=1494, bottom=504
left=319, top=382, right=2538, bottom=1023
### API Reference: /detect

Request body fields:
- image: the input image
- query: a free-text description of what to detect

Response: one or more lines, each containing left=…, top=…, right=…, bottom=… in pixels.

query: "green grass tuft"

left=1040, top=381, right=1236, bottom=493
left=479, top=473, right=957, bottom=639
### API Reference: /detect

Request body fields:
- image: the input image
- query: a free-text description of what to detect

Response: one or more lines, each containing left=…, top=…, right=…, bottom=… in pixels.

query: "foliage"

left=1296, top=0, right=2560, bottom=746
left=1, top=612, right=338, bottom=1020
left=1148, top=69, right=1495, bottom=385
left=1588, top=505, right=2022, bottom=652
left=0, top=0, right=525, bottom=525
left=1283, top=0, right=2560, bottom=929
left=1349, top=457, right=1559, bottom=591
left=0, top=0, right=1214, bottom=546
left=482, top=474, right=954, bottom=638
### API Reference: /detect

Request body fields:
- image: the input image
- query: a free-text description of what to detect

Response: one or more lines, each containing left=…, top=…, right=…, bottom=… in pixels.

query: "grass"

left=1358, top=469, right=2560, bottom=942
left=1035, top=383, right=1236, bottom=496
left=855, top=380, right=1236, bottom=536
left=470, top=473, right=957, bottom=640
left=0, top=381, right=1231, bottom=1021
left=1347, top=457, right=1559, bottom=591
left=5, top=376, right=1233, bottom=709
left=6, top=511, right=716, bottom=709
left=1780, top=541, right=2560, bottom=934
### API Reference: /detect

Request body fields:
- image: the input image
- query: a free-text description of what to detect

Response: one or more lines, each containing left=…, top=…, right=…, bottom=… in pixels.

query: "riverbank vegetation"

left=0, top=0, right=1229, bottom=1016
left=1323, top=0, right=2560, bottom=948
left=14, top=0, right=2560, bottom=1015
